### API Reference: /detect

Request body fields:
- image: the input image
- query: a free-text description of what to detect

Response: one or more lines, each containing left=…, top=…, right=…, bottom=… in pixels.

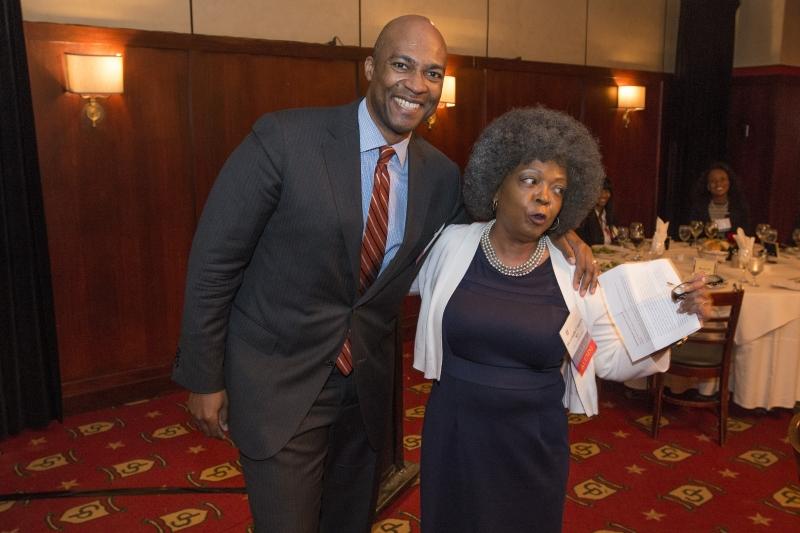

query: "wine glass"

left=735, top=246, right=751, bottom=285
left=689, top=220, right=704, bottom=245
left=678, top=224, right=692, bottom=244
left=747, top=252, right=766, bottom=287
left=792, top=228, right=800, bottom=252
left=629, top=222, right=645, bottom=261
left=704, top=221, right=719, bottom=240
left=616, top=226, right=629, bottom=247
left=755, top=223, right=771, bottom=243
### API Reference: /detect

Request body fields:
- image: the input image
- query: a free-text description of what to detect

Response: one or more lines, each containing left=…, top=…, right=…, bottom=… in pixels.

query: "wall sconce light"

left=426, top=75, right=456, bottom=129
left=617, top=85, right=645, bottom=128
left=64, top=53, right=124, bottom=127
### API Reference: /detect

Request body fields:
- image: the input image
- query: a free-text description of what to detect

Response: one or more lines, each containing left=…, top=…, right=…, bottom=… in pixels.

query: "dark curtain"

left=661, top=0, right=740, bottom=231
left=0, top=0, right=61, bottom=438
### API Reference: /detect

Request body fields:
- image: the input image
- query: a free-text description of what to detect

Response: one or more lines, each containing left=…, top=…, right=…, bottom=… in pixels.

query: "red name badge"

left=559, top=309, right=596, bottom=376
left=572, top=338, right=596, bottom=376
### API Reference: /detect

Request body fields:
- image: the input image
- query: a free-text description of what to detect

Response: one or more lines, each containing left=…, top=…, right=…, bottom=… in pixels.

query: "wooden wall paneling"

left=190, top=50, right=361, bottom=214
left=25, top=27, right=195, bottom=410
left=414, top=57, right=486, bottom=171
left=483, top=65, right=584, bottom=122
left=727, top=78, right=776, bottom=230
left=581, top=75, right=665, bottom=233
left=771, top=78, right=800, bottom=239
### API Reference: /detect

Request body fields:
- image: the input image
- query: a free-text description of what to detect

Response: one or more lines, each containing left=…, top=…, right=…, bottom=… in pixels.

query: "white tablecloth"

left=601, top=242, right=800, bottom=409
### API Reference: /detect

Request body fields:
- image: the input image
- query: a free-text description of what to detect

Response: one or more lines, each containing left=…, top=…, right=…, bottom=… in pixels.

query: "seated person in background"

left=687, top=161, right=751, bottom=235
left=577, top=177, right=614, bottom=245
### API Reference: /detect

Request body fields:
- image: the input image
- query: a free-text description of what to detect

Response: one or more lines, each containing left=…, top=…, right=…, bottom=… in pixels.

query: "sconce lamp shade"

left=440, top=75, right=456, bottom=107
left=617, top=85, right=645, bottom=109
left=65, top=53, right=124, bottom=95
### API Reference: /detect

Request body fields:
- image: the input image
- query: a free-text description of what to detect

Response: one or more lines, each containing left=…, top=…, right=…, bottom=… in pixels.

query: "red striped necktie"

left=335, top=146, right=396, bottom=375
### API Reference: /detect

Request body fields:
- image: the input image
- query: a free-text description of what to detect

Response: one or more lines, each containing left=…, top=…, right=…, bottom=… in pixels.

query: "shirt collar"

left=358, top=99, right=409, bottom=166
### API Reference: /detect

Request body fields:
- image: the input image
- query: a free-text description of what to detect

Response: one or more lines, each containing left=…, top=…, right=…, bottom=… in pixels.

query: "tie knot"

left=378, top=146, right=395, bottom=165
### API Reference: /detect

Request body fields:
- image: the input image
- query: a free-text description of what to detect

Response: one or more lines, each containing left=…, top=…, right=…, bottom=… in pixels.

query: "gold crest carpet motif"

left=1, top=341, right=798, bottom=531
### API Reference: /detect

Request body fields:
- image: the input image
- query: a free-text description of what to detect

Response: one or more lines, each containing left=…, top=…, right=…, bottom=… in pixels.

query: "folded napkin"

left=734, top=227, right=755, bottom=256
left=650, top=217, right=669, bottom=253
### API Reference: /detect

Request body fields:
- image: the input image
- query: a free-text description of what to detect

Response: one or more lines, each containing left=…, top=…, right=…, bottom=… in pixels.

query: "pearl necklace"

left=480, top=220, right=548, bottom=277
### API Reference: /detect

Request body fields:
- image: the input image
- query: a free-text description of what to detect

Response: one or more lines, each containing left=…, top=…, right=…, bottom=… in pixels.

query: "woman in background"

left=577, top=177, right=615, bottom=245
left=687, top=161, right=751, bottom=234
left=414, top=107, right=711, bottom=533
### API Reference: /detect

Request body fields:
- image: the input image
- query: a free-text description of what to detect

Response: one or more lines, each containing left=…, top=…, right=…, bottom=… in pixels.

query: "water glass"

left=704, top=221, right=719, bottom=240
left=755, top=223, right=771, bottom=243
left=736, top=247, right=751, bottom=285
left=689, top=220, right=704, bottom=244
left=762, top=228, right=778, bottom=244
left=629, top=222, right=645, bottom=260
left=616, top=226, right=629, bottom=246
left=678, top=224, right=692, bottom=244
left=748, top=253, right=765, bottom=287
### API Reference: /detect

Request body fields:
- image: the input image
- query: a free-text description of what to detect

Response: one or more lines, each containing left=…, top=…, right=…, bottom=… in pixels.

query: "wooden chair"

left=789, top=412, right=800, bottom=480
left=651, top=288, right=744, bottom=445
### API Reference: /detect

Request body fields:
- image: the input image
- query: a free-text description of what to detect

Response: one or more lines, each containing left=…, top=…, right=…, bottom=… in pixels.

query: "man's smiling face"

left=364, top=17, right=447, bottom=144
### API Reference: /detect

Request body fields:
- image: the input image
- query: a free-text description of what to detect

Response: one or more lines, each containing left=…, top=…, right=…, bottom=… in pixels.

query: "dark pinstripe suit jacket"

left=172, top=101, right=463, bottom=459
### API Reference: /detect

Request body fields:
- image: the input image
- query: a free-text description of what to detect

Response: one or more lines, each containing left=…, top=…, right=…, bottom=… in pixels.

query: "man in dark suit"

left=173, top=14, right=597, bottom=533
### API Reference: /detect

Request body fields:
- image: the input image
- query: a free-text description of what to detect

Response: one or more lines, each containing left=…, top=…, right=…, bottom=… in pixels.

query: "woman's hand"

left=676, top=273, right=714, bottom=321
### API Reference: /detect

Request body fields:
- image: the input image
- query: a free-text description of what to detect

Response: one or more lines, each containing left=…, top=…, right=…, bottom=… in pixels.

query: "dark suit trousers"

left=240, top=368, right=380, bottom=533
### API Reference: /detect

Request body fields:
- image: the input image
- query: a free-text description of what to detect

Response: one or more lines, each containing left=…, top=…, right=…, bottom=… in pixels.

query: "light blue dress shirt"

left=358, top=99, right=410, bottom=274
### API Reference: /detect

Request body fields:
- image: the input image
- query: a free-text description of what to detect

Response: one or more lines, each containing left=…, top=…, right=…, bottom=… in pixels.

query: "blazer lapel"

left=322, top=103, right=362, bottom=291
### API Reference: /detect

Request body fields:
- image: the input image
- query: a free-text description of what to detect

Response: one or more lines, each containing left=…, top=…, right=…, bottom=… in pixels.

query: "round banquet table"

left=595, top=241, right=800, bottom=409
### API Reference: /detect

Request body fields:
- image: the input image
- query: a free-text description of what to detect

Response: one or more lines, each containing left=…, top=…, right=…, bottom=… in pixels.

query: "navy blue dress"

left=420, top=246, right=570, bottom=533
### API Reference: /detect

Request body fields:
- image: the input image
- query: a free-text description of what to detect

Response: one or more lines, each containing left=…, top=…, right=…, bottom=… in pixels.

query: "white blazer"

left=413, top=222, right=669, bottom=417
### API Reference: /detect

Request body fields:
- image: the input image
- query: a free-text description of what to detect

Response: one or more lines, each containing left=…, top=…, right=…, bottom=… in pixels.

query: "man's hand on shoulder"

left=187, top=390, right=229, bottom=439
left=552, top=230, right=599, bottom=296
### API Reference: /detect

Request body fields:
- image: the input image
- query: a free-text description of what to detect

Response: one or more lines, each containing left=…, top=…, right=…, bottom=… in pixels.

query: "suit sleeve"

left=172, top=114, right=286, bottom=393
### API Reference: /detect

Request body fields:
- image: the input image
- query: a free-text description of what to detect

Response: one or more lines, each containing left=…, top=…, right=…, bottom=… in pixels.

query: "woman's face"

left=493, top=159, right=566, bottom=243
left=707, top=168, right=730, bottom=200
left=596, top=188, right=611, bottom=210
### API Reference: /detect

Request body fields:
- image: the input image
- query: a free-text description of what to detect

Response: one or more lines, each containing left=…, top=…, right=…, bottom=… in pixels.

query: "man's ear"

left=364, top=56, right=374, bottom=81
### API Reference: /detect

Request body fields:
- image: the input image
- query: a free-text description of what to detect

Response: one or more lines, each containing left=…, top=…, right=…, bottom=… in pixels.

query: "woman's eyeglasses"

left=670, top=275, right=724, bottom=302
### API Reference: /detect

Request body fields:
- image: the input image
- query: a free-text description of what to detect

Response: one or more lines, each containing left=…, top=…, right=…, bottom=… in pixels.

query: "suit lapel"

left=322, top=103, right=362, bottom=290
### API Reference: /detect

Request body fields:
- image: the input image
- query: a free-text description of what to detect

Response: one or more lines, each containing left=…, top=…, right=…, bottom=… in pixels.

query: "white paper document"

left=598, top=259, right=701, bottom=361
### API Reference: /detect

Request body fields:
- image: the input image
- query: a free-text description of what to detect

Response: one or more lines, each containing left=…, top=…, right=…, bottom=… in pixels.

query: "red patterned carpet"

left=2, top=344, right=799, bottom=532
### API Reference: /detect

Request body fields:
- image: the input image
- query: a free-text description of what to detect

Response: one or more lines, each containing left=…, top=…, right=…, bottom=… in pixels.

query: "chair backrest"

left=682, top=288, right=744, bottom=376
left=789, top=412, right=800, bottom=480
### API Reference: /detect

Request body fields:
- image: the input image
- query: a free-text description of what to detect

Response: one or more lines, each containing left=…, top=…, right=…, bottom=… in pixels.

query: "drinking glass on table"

left=678, top=224, right=692, bottom=244
left=763, top=228, right=778, bottom=245
left=704, top=221, right=719, bottom=240
left=735, top=247, right=751, bottom=285
left=616, top=226, right=629, bottom=247
left=755, top=223, right=771, bottom=243
left=748, top=252, right=766, bottom=287
left=792, top=228, right=800, bottom=251
left=629, top=222, right=645, bottom=261
left=608, top=225, right=618, bottom=242
left=689, top=220, right=704, bottom=245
